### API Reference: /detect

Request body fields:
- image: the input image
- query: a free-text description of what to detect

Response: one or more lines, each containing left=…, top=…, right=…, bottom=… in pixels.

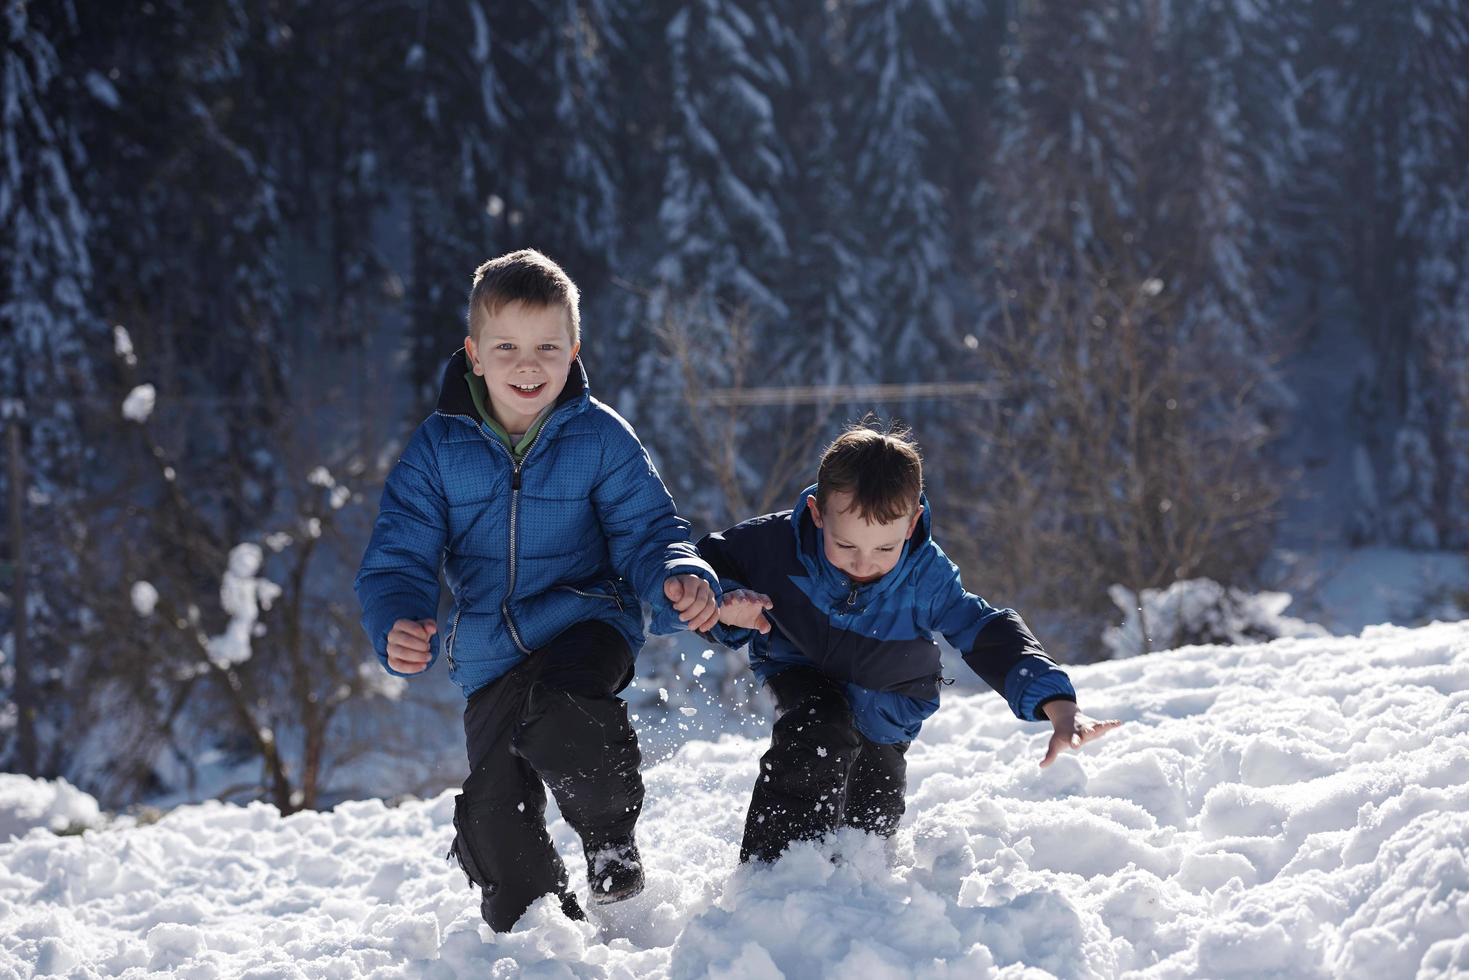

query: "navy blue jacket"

left=697, top=487, right=1075, bottom=743
left=355, top=350, right=717, bottom=697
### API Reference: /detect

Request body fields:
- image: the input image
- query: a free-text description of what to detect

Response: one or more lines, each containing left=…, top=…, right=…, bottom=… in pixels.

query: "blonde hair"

left=467, top=248, right=581, bottom=344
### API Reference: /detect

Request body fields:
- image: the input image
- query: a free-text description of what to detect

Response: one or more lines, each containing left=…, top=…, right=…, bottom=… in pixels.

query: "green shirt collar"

left=465, top=371, right=553, bottom=457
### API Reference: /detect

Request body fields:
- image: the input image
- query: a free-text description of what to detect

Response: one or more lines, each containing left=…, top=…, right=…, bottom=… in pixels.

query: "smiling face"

left=806, top=490, right=922, bottom=585
left=464, top=300, right=580, bottom=434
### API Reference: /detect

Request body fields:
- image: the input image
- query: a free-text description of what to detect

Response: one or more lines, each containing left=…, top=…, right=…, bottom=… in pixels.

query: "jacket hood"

left=791, top=482, right=934, bottom=606
left=434, top=347, right=591, bottom=421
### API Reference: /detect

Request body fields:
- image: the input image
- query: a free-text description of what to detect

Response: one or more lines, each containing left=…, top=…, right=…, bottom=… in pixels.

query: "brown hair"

left=467, top=248, right=581, bottom=344
left=816, top=418, right=923, bottom=523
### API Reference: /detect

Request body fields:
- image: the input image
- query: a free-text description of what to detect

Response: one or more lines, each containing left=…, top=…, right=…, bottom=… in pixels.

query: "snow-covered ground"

left=1275, top=545, right=1469, bottom=636
left=3, top=621, right=1467, bottom=979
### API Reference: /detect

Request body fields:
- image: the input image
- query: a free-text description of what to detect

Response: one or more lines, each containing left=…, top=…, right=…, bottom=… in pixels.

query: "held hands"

left=664, top=574, right=720, bottom=632
left=718, top=589, right=774, bottom=634
left=386, top=618, right=436, bottom=674
left=1039, top=700, right=1122, bottom=768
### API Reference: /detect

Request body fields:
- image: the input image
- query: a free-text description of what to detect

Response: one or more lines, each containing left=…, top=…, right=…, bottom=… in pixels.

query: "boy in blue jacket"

left=696, top=421, right=1119, bottom=863
left=355, top=249, right=720, bottom=930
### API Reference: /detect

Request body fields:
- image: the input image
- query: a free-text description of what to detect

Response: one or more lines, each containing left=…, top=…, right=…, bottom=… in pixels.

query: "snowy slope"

left=2, top=622, right=1467, bottom=979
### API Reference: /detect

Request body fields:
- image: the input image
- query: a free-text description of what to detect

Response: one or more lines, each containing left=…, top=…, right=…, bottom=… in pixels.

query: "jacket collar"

left=790, top=483, right=933, bottom=604
left=435, top=347, right=591, bottom=427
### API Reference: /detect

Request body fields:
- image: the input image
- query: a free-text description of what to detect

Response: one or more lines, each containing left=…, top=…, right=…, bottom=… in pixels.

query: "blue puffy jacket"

left=355, top=350, right=717, bottom=698
left=697, top=486, right=1075, bottom=743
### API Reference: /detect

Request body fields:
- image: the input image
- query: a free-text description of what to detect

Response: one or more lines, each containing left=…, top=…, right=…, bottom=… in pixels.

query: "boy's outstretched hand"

left=386, top=618, right=436, bottom=674
left=665, top=574, right=720, bottom=632
left=718, top=589, right=774, bottom=634
left=1039, top=700, right=1122, bottom=768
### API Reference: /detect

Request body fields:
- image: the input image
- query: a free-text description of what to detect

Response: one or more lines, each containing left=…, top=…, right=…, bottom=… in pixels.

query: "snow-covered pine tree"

left=393, top=0, right=508, bottom=398
left=401, top=0, right=626, bottom=398
left=653, top=0, right=792, bottom=326
left=1392, top=1, right=1469, bottom=548
left=752, top=2, right=872, bottom=394
left=1416, top=191, right=1469, bottom=549
left=0, top=0, right=99, bottom=775
left=638, top=0, right=803, bottom=519
left=838, top=0, right=965, bottom=382
left=1156, top=0, right=1295, bottom=415
left=495, top=0, right=629, bottom=396
left=1313, top=0, right=1469, bottom=549
left=825, top=0, right=1010, bottom=507
left=960, top=0, right=1288, bottom=652
left=509, top=0, right=624, bottom=268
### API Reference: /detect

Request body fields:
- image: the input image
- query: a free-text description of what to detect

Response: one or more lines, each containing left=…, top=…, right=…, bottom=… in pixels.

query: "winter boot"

left=478, top=886, right=585, bottom=927
left=584, top=838, right=644, bottom=905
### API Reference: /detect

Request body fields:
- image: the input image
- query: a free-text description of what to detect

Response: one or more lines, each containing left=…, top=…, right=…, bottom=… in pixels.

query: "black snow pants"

left=448, top=620, right=643, bottom=931
left=740, top=666, right=910, bottom=864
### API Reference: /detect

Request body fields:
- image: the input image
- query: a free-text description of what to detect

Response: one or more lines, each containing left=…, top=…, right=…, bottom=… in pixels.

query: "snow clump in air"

left=112, top=325, right=136, bottom=366
left=130, top=581, right=159, bottom=617
left=121, top=384, right=155, bottom=422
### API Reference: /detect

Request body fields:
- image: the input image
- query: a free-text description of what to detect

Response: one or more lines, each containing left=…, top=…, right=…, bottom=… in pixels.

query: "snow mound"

left=1104, top=577, right=1329, bottom=659
left=1, top=622, right=1466, bottom=977
left=0, top=775, right=103, bottom=842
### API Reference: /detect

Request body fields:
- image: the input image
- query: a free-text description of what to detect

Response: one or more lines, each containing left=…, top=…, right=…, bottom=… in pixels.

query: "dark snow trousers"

left=740, top=666, right=910, bottom=864
left=449, top=620, right=643, bottom=931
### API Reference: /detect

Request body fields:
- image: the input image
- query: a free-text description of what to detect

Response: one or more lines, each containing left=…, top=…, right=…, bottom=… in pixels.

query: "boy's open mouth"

left=510, top=382, right=546, bottom=397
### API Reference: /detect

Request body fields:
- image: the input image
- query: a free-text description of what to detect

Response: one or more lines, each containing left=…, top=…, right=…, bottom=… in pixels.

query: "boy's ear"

left=905, top=504, right=924, bottom=539
left=464, top=335, right=482, bottom=375
left=571, top=339, right=581, bottom=360
left=805, top=494, right=823, bottom=529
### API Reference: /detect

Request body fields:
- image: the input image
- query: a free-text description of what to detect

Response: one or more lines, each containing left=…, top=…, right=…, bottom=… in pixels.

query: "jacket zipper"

left=472, top=415, right=553, bottom=656
left=559, top=583, right=626, bottom=613
left=436, top=403, right=562, bottom=657
left=444, top=606, right=464, bottom=671
left=503, top=455, right=530, bottom=653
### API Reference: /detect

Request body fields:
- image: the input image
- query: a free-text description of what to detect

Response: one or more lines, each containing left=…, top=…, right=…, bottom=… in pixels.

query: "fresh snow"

left=1276, top=545, right=1469, bottom=635
left=2, top=622, right=1467, bottom=978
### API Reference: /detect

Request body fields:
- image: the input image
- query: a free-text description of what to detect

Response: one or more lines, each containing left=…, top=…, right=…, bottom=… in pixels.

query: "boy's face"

left=465, top=300, right=580, bottom=434
left=806, top=490, right=922, bottom=585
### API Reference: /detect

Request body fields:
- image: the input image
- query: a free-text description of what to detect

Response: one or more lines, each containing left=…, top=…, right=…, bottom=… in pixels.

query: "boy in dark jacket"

left=697, top=421, right=1119, bottom=863
left=355, top=249, right=720, bottom=930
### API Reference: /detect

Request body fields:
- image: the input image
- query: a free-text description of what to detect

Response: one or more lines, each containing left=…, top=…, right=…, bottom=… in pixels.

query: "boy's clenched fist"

left=386, top=618, right=436, bottom=674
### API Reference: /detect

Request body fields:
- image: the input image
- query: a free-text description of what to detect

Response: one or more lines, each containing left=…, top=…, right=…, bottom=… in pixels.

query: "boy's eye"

left=878, top=546, right=896, bottom=552
left=495, top=343, right=514, bottom=351
left=836, top=544, right=855, bottom=550
left=538, top=343, right=559, bottom=351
